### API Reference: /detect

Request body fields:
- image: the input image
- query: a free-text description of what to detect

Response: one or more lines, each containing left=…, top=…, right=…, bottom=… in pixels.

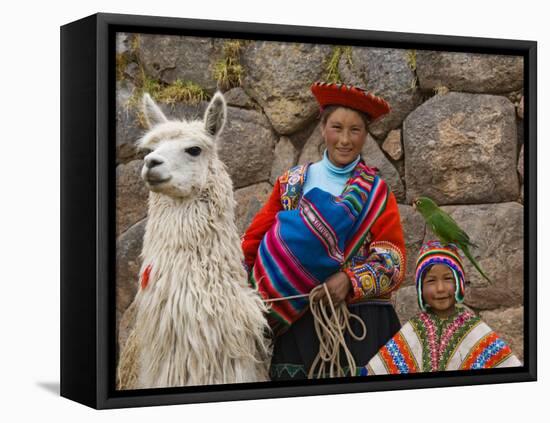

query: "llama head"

left=137, top=92, right=227, bottom=198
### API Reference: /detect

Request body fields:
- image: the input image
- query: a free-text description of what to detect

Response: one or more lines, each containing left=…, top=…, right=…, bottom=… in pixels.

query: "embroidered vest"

left=278, top=163, right=311, bottom=211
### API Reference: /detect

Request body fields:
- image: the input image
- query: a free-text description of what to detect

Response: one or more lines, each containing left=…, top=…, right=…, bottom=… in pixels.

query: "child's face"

left=422, top=264, right=456, bottom=315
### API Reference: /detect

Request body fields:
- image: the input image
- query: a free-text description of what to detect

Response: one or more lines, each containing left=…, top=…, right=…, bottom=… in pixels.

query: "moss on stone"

left=407, top=50, right=418, bottom=92
left=433, top=85, right=450, bottom=95
left=407, top=49, right=417, bottom=71
left=116, top=53, right=130, bottom=81
left=130, top=34, right=141, bottom=55
left=117, top=34, right=142, bottom=82
left=213, top=40, right=246, bottom=90
left=155, top=79, right=209, bottom=105
left=323, top=46, right=352, bottom=83
left=126, top=58, right=209, bottom=116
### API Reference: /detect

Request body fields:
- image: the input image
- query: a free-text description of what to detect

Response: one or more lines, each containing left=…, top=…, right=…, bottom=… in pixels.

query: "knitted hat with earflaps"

left=415, top=240, right=466, bottom=312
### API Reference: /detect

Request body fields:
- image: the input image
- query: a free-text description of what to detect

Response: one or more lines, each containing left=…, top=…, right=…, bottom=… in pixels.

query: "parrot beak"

left=412, top=199, right=416, bottom=210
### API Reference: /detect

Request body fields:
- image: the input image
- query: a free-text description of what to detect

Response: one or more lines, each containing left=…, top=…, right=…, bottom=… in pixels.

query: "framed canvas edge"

left=60, top=13, right=99, bottom=409
left=97, top=370, right=535, bottom=409
left=525, top=41, right=537, bottom=381
left=75, top=12, right=538, bottom=409
left=95, top=12, right=537, bottom=50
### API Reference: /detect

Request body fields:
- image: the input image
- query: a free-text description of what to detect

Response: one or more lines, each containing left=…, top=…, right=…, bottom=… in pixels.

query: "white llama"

left=117, top=92, right=271, bottom=389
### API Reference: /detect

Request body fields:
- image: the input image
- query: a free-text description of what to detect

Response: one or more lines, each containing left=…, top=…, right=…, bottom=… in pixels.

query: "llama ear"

left=142, top=93, right=168, bottom=128
left=204, top=92, right=227, bottom=137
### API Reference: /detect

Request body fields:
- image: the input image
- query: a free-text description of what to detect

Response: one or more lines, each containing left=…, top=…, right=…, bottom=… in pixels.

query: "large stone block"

left=416, top=51, right=523, bottom=94
left=138, top=34, right=222, bottom=93
left=404, top=92, right=518, bottom=205
left=241, top=41, right=331, bottom=134
left=218, top=107, right=277, bottom=189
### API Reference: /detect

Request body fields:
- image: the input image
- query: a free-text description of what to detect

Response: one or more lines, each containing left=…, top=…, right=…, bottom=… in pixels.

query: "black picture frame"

left=60, top=12, right=537, bottom=409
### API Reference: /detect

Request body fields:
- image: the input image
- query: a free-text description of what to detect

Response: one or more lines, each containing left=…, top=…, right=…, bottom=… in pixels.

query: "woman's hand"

left=313, top=272, right=352, bottom=307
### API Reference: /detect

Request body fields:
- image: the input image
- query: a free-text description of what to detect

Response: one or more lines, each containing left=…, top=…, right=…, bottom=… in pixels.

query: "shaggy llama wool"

left=117, top=92, right=271, bottom=388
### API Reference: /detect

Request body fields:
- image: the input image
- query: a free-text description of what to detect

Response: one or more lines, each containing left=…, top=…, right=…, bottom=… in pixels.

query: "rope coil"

left=308, top=284, right=367, bottom=378
left=263, top=283, right=367, bottom=379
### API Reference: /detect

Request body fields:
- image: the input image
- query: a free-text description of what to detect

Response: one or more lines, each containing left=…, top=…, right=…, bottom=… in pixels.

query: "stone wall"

left=115, top=33, right=525, bottom=362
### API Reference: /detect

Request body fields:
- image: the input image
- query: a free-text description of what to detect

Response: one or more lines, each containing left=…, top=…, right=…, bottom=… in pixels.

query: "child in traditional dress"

left=366, top=240, right=521, bottom=374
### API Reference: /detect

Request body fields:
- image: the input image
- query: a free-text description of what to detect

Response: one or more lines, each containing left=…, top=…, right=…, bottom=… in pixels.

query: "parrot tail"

left=462, top=245, right=492, bottom=284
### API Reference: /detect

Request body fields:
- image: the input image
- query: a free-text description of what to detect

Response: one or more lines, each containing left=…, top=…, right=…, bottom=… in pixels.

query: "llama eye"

left=185, top=146, right=202, bottom=157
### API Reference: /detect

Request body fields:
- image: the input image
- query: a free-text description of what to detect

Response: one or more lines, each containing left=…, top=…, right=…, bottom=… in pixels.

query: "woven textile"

left=250, top=163, right=388, bottom=330
left=366, top=307, right=522, bottom=374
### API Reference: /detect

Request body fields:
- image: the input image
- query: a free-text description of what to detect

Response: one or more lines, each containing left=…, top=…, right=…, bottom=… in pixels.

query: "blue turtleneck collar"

left=302, top=150, right=361, bottom=196
left=322, top=149, right=361, bottom=175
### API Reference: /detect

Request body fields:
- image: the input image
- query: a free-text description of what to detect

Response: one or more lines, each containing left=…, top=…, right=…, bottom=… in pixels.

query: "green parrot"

left=413, top=196, right=492, bottom=284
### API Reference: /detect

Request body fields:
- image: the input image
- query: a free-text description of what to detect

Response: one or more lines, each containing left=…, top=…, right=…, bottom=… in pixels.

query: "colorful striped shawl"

left=366, top=308, right=522, bottom=374
left=250, top=163, right=388, bottom=330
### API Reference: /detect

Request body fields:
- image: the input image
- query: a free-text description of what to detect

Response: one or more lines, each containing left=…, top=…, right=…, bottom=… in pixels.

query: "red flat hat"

left=311, top=81, right=391, bottom=120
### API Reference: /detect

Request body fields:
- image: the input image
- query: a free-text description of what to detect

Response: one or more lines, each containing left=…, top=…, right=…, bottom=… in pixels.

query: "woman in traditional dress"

left=241, top=81, right=406, bottom=380
left=366, top=240, right=521, bottom=375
